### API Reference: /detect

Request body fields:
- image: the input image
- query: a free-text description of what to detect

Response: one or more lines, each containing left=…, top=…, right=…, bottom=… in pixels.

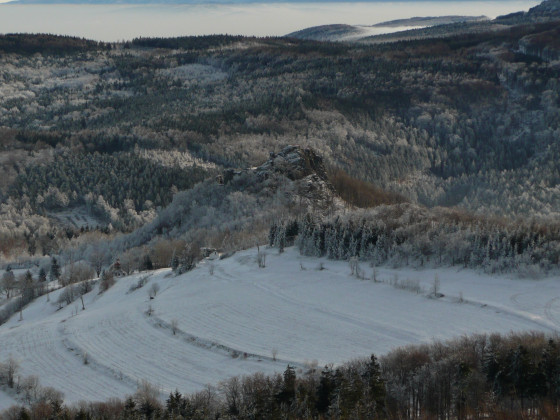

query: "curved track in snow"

left=1, top=247, right=558, bottom=404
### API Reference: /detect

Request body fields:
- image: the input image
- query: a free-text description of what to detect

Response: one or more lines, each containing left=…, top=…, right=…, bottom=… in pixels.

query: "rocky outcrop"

left=219, top=145, right=330, bottom=184
left=218, top=145, right=337, bottom=212
left=527, top=0, right=560, bottom=19
left=518, top=26, right=560, bottom=62
left=496, top=0, right=560, bottom=24
left=255, top=145, right=329, bottom=182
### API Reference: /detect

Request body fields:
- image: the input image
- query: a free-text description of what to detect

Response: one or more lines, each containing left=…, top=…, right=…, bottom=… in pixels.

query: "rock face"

left=528, top=0, right=560, bottom=19
left=220, top=145, right=330, bottom=184
left=519, top=27, right=560, bottom=62
left=254, top=145, right=336, bottom=211
left=516, top=0, right=560, bottom=63
left=219, top=145, right=338, bottom=212
left=497, top=0, right=560, bottom=23
left=255, top=145, right=329, bottom=182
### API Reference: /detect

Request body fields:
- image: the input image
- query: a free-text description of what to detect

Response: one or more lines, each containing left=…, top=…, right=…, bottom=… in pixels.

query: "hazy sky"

left=0, top=1, right=540, bottom=41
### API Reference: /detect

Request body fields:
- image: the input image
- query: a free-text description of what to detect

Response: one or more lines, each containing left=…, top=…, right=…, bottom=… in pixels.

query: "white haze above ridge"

left=0, top=1, right=540, bottom=41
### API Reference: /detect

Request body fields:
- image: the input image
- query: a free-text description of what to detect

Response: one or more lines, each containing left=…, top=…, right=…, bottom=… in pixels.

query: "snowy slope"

left=0, top=246, right=559, bottom=405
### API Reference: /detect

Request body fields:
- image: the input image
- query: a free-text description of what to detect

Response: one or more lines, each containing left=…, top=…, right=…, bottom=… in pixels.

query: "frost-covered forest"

left=270, top=205, right=560, bottom=275
left=1, top=0, right=560, bottom=417
left=0, top=5, right=560, bottom=262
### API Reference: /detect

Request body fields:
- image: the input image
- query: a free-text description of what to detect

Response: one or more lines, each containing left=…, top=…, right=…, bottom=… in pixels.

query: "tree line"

left=269, top=205, right=560, bottom=274
left=2, top=331, right=558, bottom=419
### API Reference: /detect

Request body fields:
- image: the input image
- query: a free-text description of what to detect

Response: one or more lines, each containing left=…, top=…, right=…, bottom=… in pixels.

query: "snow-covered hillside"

left=1, top=246, right=559, bottom=406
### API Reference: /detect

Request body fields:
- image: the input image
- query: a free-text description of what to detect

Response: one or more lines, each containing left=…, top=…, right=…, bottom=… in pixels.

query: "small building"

left=201, top=247, right=219, bottom=260
left=110, top=259, right=125, bottom=277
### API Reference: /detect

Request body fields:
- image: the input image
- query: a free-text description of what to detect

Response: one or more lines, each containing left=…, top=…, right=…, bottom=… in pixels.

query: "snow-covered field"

left=1, top=246, right=559, bottom=406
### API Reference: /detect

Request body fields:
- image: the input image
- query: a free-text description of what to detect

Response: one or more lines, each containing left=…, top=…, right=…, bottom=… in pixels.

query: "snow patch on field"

left=0, top=246, right=558, bottom=404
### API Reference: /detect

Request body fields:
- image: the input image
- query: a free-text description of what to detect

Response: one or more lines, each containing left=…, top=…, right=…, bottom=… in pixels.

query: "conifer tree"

left=38, top=267, right=47, bottom=283
left=49, top=257, right=61, bottom=282
left=316, top=365, right=336, bottom=414
left=364, top=354, right=386, bottom=415
left=143, top=255, right=153, bottom=271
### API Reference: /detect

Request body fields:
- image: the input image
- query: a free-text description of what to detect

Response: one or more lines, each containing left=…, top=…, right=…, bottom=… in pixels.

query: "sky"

left=0, top=1, right=541, bottom=41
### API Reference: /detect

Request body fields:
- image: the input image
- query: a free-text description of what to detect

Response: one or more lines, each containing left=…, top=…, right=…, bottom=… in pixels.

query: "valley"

left=1, top=0, right=560, bottom=416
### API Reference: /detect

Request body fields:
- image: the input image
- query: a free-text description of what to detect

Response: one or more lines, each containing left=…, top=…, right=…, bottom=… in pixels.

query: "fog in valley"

left=0, top=1, right=540, bottom=40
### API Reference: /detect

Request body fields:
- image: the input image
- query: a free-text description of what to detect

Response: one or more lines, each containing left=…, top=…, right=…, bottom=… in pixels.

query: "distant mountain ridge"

left=372, top=15, right=488, bottom=27
left=1, top=1, right=560, bottom=264
left=287, top=24, right=368, bottom=42
left=287, top=15, right=489, bottom=42
left=289, top=0, right=560, bottom=43
left=496, top=0, right=560, bottom=22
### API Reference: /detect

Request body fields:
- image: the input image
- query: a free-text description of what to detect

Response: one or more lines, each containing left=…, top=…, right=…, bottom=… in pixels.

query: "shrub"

left=99, top=271, right=115, bottom=293
left=328, top=168, right=406, bottom=208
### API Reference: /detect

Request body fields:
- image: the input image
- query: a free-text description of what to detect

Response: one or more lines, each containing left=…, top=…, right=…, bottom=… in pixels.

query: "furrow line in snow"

left=60, top=335, right=139, bottom=390
left=446, top=294, right=559, bottom=333
left=510, top=292, right=531, bottom=310
left=248, top=274, right=424, bottom=342
left=544, top=297, right=560, bottom=328
left=67, top=313, right=181, bottom=389
left=145, top=313, right=304, bottom=369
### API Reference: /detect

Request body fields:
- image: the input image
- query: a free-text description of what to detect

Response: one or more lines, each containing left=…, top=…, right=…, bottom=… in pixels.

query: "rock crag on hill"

left=219, top=145, right=337, bottom=212
left=256, top=145, right=330, bottom=183
left=221, top=145, right=329, bottom=183
left=528, top=0, right=560, bottom=19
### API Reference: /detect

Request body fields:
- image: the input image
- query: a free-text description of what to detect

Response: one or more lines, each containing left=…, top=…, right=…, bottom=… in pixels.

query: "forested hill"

left=498, top=0, right=560, bottom=22
left=0, top=6, right=560, bottom=259
left=288, top=0, right=560, bottom=43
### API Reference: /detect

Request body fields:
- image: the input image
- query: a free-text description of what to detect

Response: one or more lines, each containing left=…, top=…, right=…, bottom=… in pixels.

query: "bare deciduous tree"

left=1, top=269, right=16, bottom=299
left=89, top=245, right=106, bottom=278
left=349, top=256, right=358, bottom=276
left=20, top=375, right=39, bottom=406
left=432, top=274, right=441, bottom=298
left=99, top=270, right=115, bottom=293
left=257, top=251, right=266, bottom=268
left=1, top=357, right=19, bottom=388
left=148, top=283, right=160, bottom=299
left=134, top=380, right=161, bottom=409
left=171, top=319, right=179, bottom=335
